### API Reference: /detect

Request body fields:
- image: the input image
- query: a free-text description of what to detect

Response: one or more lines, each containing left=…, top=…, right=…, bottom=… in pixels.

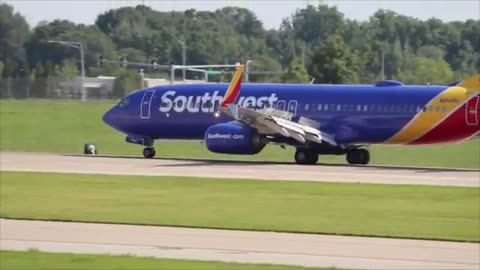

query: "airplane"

left=102, top=65, right=480, bottom=165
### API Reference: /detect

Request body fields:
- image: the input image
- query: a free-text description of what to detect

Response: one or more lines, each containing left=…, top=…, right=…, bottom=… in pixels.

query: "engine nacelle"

left=204, top=122, right=266, bottom=155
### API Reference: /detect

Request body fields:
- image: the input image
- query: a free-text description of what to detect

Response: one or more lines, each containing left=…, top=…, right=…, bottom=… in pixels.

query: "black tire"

left=295, top=149, right=318, bottom=165
left=346, top=149, right=370, bottom=165
left=358, top=149, right=370, bottom=165
left=143, top=147, right=156, bottom=158
left=308, top=151, right=319, bottom=164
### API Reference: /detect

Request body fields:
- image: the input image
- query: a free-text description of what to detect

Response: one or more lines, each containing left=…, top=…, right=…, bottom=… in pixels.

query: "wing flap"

left=219, top=63, right=337, bottom=147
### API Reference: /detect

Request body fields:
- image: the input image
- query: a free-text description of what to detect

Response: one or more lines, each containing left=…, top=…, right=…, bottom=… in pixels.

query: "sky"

left=3, top=0, right=480, bottom=30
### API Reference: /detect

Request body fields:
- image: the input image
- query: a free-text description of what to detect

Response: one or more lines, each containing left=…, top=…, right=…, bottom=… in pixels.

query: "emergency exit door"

left=466, top=95, right=479, bottom=126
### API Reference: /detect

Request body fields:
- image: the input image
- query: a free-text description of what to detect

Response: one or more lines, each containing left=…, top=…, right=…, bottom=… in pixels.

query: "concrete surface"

left=0, top=152, right=479, bottom=187
left=1, top=219, right=479, bottom=269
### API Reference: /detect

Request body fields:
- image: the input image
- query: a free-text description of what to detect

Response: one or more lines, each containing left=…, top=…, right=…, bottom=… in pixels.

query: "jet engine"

left=204, top=122, right=266, bottom=154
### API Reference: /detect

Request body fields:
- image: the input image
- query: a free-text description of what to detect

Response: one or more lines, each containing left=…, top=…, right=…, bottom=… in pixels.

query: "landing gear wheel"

left=346, top=149, right=370, bottom=165
left=143, top=147, right=156, bottom=158
left=294, top=149, right=318, bottom=165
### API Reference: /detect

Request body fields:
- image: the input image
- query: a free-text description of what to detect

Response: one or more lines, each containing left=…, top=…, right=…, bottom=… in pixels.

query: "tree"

left=0, top=2, right=478, bottom=90
left=0, top=3, right=30, bottom=77
left=55, top=59, right=79, bottom=79
left=308, top=35, right=359, bottom=84
left=416, top=45, right=445, bottom=60
left=397, top=57, right=454, bottom=84
left=0, top=60, right=4, bottom=77
left=111, top=69, right=141, bottom=98
left=25, top=20, right=117, bottom=77
left=282, top=58, right=310, bottom=83
left=285, top=5, right=345, bottom=45
left=247, top=55, right=282, bottom=82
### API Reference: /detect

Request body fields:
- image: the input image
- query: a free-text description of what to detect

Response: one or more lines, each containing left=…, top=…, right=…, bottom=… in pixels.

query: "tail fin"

left=221, top=64, right=244, bottom=107
left=458, top=74, right=480, bottom=95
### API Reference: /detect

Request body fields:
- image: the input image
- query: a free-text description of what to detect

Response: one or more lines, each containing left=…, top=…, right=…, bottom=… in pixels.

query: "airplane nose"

left=102, top=107, right=117, bottom=129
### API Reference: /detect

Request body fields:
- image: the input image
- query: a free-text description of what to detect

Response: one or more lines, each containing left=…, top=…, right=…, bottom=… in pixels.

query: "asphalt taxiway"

left=0, top=152, right=478, bottom=187
left=1, top=219, right=479, bottom=270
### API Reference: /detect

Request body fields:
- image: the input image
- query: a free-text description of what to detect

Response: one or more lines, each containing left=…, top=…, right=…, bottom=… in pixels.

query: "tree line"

left=1, top=3, right=479, bottom=90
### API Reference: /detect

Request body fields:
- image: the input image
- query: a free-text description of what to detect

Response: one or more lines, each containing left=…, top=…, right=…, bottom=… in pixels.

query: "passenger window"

left=337, top=105, right=342, bottom=111
left=305, top=104, right=310, bottom=111
left=324, top=104, right=329, bottom=111
left=318, top=104, right=322, bottom=111
left=428, top=106, right=434, bottom=112
left=363, top=105, right=368, bottom=112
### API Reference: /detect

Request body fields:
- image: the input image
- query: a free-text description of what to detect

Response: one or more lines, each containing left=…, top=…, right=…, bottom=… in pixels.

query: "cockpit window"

left=118, top=98, right=129, bottom=108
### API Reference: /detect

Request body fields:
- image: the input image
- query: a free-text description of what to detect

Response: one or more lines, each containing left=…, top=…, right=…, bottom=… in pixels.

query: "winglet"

left=227, top=104, right=239, bottom=120
left=221, top=64, right=245, bottom=107
left=458, top=73, right=480, bottom=95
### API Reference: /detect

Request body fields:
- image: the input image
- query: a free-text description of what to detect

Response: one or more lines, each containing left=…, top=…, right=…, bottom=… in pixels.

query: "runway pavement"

left=0, top=152, right=479, bottom=187
left=1, top=219, right=479, bottom=270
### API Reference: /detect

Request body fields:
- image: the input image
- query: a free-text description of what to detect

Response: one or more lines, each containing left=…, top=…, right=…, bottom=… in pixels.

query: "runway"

left=0, top=152, right=479, bottom=187
left=1, top=219, right=479, bottom=270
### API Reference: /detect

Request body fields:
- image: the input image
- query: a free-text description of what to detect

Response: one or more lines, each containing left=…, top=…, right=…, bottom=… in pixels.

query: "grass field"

left=1, top=99, right=479, bottom=168
left=1, top=171, right=478, bottom=242
left=0, top=250, right=333, bottom=270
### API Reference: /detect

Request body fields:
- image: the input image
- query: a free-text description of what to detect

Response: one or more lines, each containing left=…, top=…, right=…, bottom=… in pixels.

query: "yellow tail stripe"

left=384, top=86, right=470, bottom=144
left=223, top=65, right=244, bottom=101
left=459, top=74, right=480, bottom=95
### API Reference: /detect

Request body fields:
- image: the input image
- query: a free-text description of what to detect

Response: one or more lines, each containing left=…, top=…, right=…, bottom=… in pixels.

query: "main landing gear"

left=294, top=147, right=370, bottom=165
left=294, top=148, right=319, bottom=165
left=346, top=148, right=370, bottom=165
left=143, top=146, right=156, bottom=158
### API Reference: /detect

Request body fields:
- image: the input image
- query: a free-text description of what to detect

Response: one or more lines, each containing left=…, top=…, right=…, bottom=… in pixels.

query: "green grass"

left=0, top=250, right=333, bottom=270
left=1, top=171, right=479, bottom=242
left=1, top=100, right=479, bottom=169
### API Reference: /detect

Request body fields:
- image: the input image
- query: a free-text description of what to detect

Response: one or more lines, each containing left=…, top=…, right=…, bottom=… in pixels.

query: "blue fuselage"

left=103, top=82, right=453, bottom=145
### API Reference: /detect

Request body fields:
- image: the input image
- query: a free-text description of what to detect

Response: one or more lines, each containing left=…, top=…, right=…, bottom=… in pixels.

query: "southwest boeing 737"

left=102, top=65, right=480, bottom=165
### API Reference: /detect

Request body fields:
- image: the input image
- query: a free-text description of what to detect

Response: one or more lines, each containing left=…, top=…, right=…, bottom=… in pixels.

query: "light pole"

left=139, top=68, right=145, bottom=90
left=381, top=49, right=385, bottom=81
left=245, top=60, right=253, bottom=82
left=48, top=40, right=86, bottom=101
left=177, top=39, right=187, bottom=82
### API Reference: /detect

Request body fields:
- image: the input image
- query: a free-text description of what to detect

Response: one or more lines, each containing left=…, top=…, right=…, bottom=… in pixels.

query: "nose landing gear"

left=143, top=147, right=156, bottom=158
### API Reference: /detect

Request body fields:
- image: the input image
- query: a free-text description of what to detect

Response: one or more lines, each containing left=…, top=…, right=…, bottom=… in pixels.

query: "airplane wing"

left=219, top=64, right=337, bottom=146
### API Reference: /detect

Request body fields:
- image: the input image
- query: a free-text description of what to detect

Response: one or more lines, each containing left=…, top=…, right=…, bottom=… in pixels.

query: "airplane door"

left=466, top=95, right=479, bottom=126
left=140, top=90, right=155, bottom=119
